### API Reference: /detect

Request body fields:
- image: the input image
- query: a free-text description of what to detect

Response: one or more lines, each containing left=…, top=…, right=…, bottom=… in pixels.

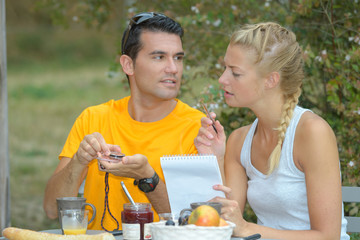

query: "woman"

left=195, top=22, right=349, bottom=239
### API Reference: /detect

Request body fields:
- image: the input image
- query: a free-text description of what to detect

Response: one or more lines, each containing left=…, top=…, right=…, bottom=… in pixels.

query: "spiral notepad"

left=160, top=154, right=225, bottom=214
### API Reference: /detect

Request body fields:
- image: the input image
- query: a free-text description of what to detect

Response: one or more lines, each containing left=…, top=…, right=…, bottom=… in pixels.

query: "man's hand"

left=76, top=132, right=121, bottom=166
left=98, top=154, right=155, bottom=180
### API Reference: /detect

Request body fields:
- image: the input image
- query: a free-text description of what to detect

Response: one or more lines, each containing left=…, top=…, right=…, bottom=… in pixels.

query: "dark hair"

left=121, top=13, right=184, bottom=61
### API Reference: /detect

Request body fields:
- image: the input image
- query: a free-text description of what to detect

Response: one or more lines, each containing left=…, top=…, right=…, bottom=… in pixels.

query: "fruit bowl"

left=150, top=221, right=235, bottom=240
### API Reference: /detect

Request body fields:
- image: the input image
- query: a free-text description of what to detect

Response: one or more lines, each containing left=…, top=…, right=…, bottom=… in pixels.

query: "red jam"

left=121, top=203, right=153, bottom=240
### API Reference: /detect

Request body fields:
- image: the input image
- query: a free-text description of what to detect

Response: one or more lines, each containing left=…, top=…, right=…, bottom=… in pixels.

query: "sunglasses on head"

left=121, top=12, right=165, bottom=54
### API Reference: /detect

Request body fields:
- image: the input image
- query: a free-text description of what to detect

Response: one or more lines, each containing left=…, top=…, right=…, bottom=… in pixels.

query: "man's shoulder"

left=175, top=99, right=206, bottom=120
left=77, top=97, right=129, bottom=120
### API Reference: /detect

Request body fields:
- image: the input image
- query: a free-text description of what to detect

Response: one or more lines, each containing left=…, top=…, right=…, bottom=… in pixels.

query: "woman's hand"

left=194, top=112, right=226, bottom=159
left=211, top=184, right=248, bottom=237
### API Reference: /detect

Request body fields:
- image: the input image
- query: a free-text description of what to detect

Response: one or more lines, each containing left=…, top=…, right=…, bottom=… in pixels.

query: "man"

left=43, top=12, right=204, bottom=231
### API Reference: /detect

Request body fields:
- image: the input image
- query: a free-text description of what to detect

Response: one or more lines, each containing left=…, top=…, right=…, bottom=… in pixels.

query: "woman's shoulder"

left=228, top=124, right=253, bottom=146
left=294, top=110, right=338, bottom=169
left=297, top=111, right=334, bottom=138
left=225, top=124, right=253, bottom=163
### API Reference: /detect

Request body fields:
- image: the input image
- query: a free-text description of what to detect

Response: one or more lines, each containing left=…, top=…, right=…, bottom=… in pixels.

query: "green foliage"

left=7, top=26, right=112, bottom=70
left=34, top=0, right=69, bottom=27
left=10, top=84, right=58, bottom=100
left=33, top=0, right=360, bottom=236
left=34, top=0, right=118, bottom=29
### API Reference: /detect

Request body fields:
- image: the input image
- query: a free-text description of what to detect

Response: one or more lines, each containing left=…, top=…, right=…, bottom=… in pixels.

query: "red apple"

left=218, top=217, right=229, bottom=226
left=188, top=205, right=220, bottom=227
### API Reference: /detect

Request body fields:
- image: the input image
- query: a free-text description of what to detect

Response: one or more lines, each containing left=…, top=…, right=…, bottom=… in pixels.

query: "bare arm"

left=43, top=156, right=87, bottom=219
left=293, top=113, right=342, bottom=239
left=144, top=180, right=170, bottom=213
left=224, top=128, right=249, bottom=211
left=213, top=127, right=249, bottom=230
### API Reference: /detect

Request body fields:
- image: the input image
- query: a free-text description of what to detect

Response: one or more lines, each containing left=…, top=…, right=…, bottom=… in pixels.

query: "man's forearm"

left=43, top=157, right=87, bottom=219
left=145, top=180, right=171, bottom=214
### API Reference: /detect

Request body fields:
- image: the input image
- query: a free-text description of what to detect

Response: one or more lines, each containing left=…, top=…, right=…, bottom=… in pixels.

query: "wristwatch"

left=134, top=171, right=159, bottom=193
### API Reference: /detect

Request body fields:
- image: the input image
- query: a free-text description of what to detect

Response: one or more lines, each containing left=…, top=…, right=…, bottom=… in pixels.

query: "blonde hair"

left=230, top=22, right=304, bottom=174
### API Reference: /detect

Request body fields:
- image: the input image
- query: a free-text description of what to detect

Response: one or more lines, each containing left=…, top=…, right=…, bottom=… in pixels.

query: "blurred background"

left=6, top=0, right=128, bottom=231
left=3, top=0, right=360, bottom=237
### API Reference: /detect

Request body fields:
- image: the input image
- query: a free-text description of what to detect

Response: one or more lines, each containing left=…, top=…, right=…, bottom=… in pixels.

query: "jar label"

left=123, top=223, right=140, bottom=240
left=144, top=223, right=152, bottom=239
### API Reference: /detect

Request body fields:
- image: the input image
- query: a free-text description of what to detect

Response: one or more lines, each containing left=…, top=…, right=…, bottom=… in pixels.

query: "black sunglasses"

left=121, top=12, right=165, bottom=54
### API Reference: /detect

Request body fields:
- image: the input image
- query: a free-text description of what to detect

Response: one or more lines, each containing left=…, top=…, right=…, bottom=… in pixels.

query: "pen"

left=109, top=230, right=123, bottom=236
left=200, top=101, right=218, bottom=134
left=243, top=233, right=261, bottom=240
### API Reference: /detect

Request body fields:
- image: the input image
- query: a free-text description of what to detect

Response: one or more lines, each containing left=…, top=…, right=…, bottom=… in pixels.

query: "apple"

left=188, top=205, right=220, bottom=227
left=218, top=217, right=229, bottom=226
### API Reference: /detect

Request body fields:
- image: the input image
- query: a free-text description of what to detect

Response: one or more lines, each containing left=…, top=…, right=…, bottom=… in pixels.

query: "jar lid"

left=123, top=202, right=152, bottom=211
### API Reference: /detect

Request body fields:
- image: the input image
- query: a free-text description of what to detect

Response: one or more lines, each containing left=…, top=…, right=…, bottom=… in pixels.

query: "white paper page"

left=160, top=155, right=225, bottom=215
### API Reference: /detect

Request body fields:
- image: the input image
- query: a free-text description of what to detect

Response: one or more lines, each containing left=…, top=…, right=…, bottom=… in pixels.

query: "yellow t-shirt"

left=59, top=96, right=204, bottom=230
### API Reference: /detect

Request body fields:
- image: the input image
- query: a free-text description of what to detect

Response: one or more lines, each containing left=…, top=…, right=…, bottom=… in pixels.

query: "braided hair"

left=230, top=22, right=304, bottom=174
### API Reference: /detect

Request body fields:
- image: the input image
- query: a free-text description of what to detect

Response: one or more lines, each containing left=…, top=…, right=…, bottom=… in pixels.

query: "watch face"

left=137, top=173, right=159, bottom=193
left=138, top=179, right=155, bottom=193
left=138, top=182, right=153, bottom=193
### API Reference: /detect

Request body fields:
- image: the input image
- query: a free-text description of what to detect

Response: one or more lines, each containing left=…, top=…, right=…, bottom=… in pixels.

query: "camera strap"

left=101, top=172, right=120, bottom=232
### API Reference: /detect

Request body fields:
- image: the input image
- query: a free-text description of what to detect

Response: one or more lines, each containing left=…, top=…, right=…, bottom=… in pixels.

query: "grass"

left=8, top=61, right=130, bottom=231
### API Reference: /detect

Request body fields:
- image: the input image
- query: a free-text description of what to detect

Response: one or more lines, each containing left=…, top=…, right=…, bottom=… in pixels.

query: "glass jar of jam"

left=121, top=203, right=153, bottom=240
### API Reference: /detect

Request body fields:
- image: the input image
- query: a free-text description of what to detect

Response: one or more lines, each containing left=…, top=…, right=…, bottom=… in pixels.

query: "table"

left=0, top=236, right=250, bottom=240
left=0, top=237, right=248, bottom=240
left=0, top=229, right=260, bottom=240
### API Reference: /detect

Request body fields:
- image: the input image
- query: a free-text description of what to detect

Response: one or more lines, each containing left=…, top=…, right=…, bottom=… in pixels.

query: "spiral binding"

left=162, top=154, right=215, bottom=159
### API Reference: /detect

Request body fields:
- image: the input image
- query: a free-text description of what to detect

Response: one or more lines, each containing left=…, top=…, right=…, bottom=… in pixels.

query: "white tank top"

left=240, top=106, right=349, bottom=239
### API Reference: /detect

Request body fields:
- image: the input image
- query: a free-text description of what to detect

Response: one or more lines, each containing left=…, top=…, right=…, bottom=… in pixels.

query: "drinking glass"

left=60, top=209, right=88, bottom=235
